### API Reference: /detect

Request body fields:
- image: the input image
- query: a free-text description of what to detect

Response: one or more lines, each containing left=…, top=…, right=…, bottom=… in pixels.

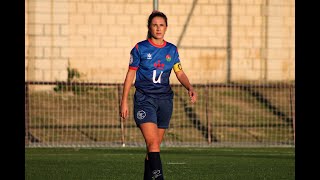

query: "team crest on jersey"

left=129, top=54, right=133, bottom=65
left=147, top=53, right=152, bottom=60
left=137, top=110, right=146, bottom=120
left=165, top=54, right=171, bottom=62
left=154, top=60, right=165, bottom=70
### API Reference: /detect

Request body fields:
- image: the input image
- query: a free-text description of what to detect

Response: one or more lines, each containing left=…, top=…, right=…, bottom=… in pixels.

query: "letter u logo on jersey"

left=152, top=70, right=163, bottom=83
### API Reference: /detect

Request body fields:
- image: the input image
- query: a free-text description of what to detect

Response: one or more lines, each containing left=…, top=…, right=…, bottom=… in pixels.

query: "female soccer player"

left=120, top=11, right=197, bottom=180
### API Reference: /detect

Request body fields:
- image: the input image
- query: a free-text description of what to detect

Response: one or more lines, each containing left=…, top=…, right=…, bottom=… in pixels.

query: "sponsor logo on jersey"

left=165, top=54, right=171, bottom=62
left=147, top=53, right=152, bottom=60
left=129, top=54, right=133, bottom=65
left=154, top=60, right=165, bottom=70
left=137, top=110, right=146, bottom=120
left=152, top=70, right=163, bottom=83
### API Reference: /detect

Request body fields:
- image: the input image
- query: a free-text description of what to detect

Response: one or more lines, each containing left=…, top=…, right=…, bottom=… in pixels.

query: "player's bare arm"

left=175, top=70, right=197, bottom=103
left=121, top=69, right=136, bottom=119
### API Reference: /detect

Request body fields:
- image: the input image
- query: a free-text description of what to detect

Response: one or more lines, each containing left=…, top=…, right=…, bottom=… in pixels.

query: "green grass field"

left=25, top=147, right=294, bottom=180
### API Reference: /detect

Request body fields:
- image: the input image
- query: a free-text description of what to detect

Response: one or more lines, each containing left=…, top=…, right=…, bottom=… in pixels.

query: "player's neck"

left=150, top=38, right=164, bottom=45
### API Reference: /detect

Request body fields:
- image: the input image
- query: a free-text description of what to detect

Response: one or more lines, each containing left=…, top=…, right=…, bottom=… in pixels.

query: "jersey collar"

left=148, top=38, right=167, bottom=48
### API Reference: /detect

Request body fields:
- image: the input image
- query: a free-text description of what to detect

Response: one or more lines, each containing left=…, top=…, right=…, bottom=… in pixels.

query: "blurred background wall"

left=25, top=0, right=295, bottom=85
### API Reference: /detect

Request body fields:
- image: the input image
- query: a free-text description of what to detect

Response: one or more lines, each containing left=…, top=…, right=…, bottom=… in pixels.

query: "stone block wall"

left=25, top=0, right=295, bottom=84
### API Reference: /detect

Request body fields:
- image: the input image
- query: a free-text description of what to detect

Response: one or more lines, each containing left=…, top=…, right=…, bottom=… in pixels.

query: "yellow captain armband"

left=173, top=62, right=182, bottom=73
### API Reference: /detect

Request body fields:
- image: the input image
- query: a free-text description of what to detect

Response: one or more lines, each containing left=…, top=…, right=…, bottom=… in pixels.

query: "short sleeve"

left=173, top=47, right=182, bottom=73
left=173, top=47, right=180, bottom=64
left=129, top=44, right=140, bottom=70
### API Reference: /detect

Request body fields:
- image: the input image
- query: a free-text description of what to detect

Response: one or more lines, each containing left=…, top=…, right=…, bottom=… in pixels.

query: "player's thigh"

left=140, top=122, right=161, bottom=145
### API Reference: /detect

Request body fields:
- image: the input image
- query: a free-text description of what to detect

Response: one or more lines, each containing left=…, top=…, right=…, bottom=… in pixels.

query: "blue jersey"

left=129, top=39, right=182, bottom=99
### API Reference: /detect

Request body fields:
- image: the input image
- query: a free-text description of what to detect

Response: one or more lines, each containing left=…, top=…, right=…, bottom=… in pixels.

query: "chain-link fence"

left=25, top=81, right=294, bottom=147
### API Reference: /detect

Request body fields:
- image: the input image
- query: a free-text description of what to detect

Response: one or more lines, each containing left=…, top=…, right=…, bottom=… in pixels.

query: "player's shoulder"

left=136, top=39, right=149, bottom=46
left=131, top=40, right=147, bottom=52
left=165, top=41, right=177, bottom=49
left=166, top=41, right=178, bottom=52
left=132, top=40, right=149, bottom=50
left=165, top=41, right=179, bottom=54
left=165, top=41, right=176, bottom=47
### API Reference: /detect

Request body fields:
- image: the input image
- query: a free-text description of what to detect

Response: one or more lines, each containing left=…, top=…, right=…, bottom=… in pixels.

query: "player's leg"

left=158, top=128, right=166, bottom=145
left=144, top=153, right=152, bottom=180
left=140, top=123, right=164, bottom=179
left=134, top=93, right=171, bottom=180
left=143, top=127, right=166, bottom=180
left=134, top=91, right=158, bottom=180
left=140, top=123, right=161, bottom=152
left=145, top=98, right=173, bottom=179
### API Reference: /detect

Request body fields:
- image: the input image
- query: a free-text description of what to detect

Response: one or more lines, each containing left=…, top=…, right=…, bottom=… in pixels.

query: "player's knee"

left=146, top=140, right=160, bottom=152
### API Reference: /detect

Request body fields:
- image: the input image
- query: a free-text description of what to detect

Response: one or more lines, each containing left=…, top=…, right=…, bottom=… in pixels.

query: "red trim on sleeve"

left=129, top=66, right=138, bottom=70
left=135, top=44, right=139, bottom=51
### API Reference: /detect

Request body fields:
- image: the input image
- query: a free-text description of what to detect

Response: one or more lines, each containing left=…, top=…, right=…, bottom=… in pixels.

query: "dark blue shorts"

left=133, top=91, right=173, bottom=129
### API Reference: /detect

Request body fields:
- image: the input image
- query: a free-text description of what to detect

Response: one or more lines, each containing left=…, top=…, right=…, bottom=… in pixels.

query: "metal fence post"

left=289, top=85, right=295, bottom=145
left=25, top=82, right=30, bottom=146
left=117, top=84, right=125, bottom=146
left=226, top=0, right=232, bottom=83
left=205, top=85, right=211, bottom=144
left=153, top=0, right=158, bottom=11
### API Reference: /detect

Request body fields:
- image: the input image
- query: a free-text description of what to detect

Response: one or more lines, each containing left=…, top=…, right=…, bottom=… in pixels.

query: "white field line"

left=167, top=162, right=186, bottom=165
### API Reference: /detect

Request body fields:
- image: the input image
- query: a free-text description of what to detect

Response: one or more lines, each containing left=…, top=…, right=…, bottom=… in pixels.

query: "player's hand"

left=188, top=87, right=197, bottom=103
left=120, top=101, right=129, bottom=120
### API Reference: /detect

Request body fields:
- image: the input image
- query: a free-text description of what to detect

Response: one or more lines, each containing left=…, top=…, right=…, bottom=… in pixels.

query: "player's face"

left=149, top=16, right=167, bottom=40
